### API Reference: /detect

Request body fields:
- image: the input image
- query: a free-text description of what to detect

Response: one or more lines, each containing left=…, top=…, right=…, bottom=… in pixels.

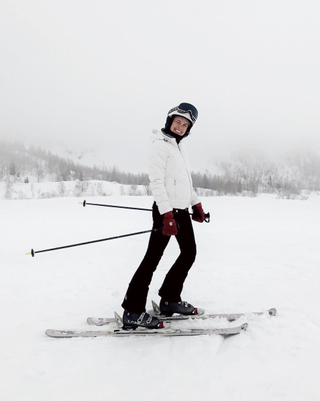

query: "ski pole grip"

left=204, top=213, right=210, bottom=223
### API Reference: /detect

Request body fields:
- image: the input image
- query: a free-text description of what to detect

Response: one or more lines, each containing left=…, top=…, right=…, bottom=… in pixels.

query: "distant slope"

left=1, top=139, right=320, bottom=198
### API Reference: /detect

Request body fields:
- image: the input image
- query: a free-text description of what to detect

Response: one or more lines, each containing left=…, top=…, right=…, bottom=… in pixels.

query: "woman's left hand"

left=192, top=203, right=205, bottom=223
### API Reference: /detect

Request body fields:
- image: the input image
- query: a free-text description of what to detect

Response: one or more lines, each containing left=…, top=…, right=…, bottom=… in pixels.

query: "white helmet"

left=165, top=102, right=198, bottom=135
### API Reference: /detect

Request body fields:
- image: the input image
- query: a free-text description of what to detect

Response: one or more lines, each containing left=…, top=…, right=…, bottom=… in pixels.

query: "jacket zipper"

left=177, top=143, right=194, bottom=205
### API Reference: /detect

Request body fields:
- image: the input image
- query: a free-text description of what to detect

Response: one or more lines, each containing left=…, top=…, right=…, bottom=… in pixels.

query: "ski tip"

left=241, top=323, right=249, bottom=331
left=46, top=329, right=66, bottom=338
left=45, top=329, right=53, bottom=337
left=220, top=323, right=248, bottom=337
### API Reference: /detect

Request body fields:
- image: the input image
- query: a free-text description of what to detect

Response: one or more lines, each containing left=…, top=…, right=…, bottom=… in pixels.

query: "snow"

left=1, top=191, right=320, bottom=401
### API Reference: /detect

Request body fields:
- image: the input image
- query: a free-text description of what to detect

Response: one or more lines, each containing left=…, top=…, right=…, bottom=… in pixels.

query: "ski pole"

left=81, top=200, right=211, bottom=222
left=80, top=200, right=153, bottom=212
left=26, top=228, right=162, bottom=257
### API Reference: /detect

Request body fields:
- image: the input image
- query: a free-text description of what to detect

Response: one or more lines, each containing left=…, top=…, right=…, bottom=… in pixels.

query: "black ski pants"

left=122, top=202, right=197, bottom=313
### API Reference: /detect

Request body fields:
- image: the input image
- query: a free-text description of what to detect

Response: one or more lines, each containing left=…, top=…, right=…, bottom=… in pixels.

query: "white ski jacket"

left=148, top=129, right=200, bottom=215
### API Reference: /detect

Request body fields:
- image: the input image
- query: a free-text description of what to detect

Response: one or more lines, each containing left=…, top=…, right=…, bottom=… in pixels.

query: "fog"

left=1, top=0, right=320, bottom=172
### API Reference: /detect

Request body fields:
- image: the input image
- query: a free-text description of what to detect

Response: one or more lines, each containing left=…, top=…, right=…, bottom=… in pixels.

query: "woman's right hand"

left=162, top=212, right=178, bottom=236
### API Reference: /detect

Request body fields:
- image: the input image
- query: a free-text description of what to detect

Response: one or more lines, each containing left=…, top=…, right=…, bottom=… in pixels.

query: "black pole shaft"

left=82, top=200, right=210, bottom=222
left=28, top=228, right=162, bottom=257
left=82, top=200, right=152, bottom=212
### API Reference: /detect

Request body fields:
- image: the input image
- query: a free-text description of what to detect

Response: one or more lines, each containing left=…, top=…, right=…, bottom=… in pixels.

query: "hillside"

left=1, top=139, right=320, bottom=200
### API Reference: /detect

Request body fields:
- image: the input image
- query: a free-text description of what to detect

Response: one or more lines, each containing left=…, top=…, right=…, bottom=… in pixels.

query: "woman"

left=121, top=103, right=206, bottom=329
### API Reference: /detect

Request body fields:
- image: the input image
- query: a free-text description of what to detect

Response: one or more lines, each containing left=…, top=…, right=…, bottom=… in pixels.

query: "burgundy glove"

left=162, top=211, right=178, bottom=236
left=192, top=203, right=205, bottom=223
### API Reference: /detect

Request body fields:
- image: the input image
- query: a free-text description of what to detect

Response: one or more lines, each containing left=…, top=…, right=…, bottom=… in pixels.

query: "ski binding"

left=87, top=302, right=277, bottom=326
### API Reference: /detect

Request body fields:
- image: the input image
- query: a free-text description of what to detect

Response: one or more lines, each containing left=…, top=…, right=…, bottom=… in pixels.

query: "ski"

left=46, top=323, right=248, bottom=338
left=87, top=302, right=277, bottom=326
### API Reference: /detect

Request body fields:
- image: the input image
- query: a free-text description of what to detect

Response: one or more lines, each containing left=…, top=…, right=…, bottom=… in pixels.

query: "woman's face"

left=170, top=116, right=190, bottom=136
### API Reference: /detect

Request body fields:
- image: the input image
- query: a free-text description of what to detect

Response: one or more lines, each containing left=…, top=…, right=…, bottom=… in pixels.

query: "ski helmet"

left=165, top=102, right=198, bottom=135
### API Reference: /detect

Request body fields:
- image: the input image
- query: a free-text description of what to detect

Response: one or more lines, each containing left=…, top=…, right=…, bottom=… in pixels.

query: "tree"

left=4, top=176, right=13, bottom=199
left=9, top=161, right=16, bottom=176
left=57, top=181, right=67, bottom=197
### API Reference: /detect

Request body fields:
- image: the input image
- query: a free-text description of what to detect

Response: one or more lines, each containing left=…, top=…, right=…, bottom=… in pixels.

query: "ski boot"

left=122, top=311, right=164, bottom=330
left=160, top=300, right=199, bottom=317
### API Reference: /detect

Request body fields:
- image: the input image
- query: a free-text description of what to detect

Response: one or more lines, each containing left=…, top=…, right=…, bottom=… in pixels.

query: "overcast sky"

left=1, top=0, right=320, bottom=172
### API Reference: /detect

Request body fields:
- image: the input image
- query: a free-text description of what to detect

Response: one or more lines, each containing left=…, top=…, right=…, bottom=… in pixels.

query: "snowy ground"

left=1, top=192, right=320, bottom=401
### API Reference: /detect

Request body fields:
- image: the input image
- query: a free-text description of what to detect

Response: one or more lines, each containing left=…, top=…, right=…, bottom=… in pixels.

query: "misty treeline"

left=0, top=140, right=149, bottom=185
left=1, top=139, right=320, bottom=199
left=192, top=150, right=320, bottom=198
